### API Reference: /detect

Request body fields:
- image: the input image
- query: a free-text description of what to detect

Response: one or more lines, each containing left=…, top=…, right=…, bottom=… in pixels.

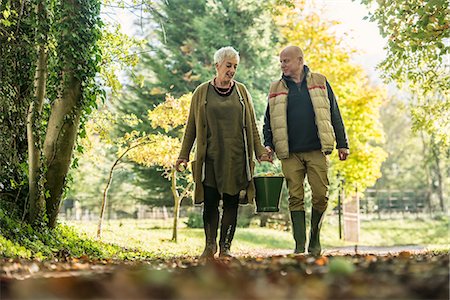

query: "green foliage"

left=0, top=1, right=36, bottom=196
left=361, top=0, right=449, bottom=92
left=361, top=0, right=450, bottom=147
left=1, top=0, right=107, bottom=225
left=138, top=0, right=280, bottom=117
left=185, top=210, right=203, bottom=228
left=98, top=22, right=144, bottom=95
left=375, top=97, right=428, bottom=191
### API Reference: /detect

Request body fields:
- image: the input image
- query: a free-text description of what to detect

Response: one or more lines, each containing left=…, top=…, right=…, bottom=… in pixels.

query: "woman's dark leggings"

left=203, top=185, right=239, bottom=247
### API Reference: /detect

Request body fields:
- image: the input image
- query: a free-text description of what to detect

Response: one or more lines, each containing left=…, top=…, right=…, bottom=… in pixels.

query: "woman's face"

left=215, top=57, right=238, bottom=82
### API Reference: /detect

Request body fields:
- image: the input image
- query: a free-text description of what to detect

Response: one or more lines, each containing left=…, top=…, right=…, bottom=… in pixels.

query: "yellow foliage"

left=147, top=93, right=191, bottom=133
left=126, top=134, right=182, bottom=171
left=127, top=93, right=194, bottom=185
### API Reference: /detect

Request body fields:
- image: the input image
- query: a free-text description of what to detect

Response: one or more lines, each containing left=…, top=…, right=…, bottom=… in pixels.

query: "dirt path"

left=235, top=245, right=429, bottom=257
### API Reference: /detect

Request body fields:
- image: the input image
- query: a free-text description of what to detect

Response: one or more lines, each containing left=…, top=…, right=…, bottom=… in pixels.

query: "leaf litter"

left=1, top=251, right=448, bottom=299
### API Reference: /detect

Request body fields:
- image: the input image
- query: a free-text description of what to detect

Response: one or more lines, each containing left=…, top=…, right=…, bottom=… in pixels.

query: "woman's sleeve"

left=245, top=87, right=266, bottom=158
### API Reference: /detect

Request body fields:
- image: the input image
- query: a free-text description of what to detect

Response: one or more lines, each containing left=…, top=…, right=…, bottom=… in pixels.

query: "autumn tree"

left=126, top=93, right=193, bottom=242
left=274, top=1, right=387, bottom=193
left=66, top=111, right=173, bottom=217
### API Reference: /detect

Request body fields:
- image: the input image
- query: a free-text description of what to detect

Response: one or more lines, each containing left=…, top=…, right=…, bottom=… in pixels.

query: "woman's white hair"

left=213, top=46, right=240, bottom=65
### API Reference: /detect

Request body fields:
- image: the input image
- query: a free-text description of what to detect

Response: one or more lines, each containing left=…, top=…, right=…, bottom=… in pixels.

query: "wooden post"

left=343, top=186, right=360, bottom=243
left=338, top=179, right=343, bottom=240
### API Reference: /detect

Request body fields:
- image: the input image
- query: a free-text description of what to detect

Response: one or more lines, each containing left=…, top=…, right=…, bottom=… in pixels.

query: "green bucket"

left=254, top=176, right=284, bottom=212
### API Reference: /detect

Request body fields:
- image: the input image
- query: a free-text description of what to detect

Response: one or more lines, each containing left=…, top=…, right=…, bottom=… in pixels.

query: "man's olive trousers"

left=280, top=150, right=329, bottom=212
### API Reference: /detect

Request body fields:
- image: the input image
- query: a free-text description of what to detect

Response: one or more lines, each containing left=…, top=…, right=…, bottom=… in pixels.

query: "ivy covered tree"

left=274, top=1, right=387, bottom=193
left=0, top=0, right=103, bottom=227
left=0, top=0, right=146, bottom=226
left=0, top=0, right=38, bottom=215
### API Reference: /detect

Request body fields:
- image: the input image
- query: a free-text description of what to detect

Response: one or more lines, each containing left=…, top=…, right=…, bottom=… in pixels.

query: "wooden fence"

left=360, top=189, right=430, bottom=215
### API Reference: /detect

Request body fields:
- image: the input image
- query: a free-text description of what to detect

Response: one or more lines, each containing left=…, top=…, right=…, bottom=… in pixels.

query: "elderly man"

left=263, top=46, right=349, bottom=255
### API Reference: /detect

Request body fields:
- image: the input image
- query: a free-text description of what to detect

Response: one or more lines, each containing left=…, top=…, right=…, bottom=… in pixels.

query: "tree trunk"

left=27, top=0, right=48, bottom=224
left=428, top=137, right=445, bottom=212
left=43, top=75, right=82, bottom=227
left=97, top=143, right=147, bottom=239
left=97, top=160, right=115, bottom=239
left=420, top=132, right=433, bottom=214
left=171, top=169, right=181, bottom=242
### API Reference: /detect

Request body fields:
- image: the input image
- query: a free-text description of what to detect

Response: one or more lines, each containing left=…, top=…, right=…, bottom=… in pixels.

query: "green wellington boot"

left=290, top=210, right=306, bottom=254
left=308, top=208, right=325, bottom=256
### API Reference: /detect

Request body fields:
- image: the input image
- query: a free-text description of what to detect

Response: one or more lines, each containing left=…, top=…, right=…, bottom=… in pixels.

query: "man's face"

left=280, top=50, right=303, bottom=77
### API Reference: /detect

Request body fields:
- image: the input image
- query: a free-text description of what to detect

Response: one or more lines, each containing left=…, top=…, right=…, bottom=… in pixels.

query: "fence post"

left=338, top=175, right=345, bottom=240
left=343, top=185, right=360, bottom=243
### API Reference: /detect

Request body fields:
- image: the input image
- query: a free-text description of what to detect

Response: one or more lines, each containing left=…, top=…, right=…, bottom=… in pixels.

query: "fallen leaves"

left=1, top=252, right=448, bottom=299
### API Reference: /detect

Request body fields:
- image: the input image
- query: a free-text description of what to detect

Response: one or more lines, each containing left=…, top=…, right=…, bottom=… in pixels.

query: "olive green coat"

left=179, top=80, right=266, bottom=204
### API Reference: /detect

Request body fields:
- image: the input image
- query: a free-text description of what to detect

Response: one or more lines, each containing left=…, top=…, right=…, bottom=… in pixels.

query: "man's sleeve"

left=263, top=103, right=275, bottom=150
left=327, top=81, right=349, bottom=149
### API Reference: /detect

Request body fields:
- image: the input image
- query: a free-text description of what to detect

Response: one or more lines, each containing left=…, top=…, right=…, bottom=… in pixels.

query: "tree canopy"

left=361, top=0, right=450, bottom=147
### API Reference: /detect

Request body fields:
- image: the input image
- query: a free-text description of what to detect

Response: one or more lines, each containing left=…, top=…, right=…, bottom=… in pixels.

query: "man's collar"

left=282, top=65, right=310, bottom=82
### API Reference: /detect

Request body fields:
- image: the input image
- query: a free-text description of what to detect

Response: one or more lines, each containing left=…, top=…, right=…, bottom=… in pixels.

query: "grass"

left=1, top=204, right=448, bottom=260
left=64, top=214, right=449, bottom=257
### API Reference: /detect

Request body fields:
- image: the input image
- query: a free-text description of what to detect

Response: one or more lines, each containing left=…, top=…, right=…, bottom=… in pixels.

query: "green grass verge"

left=1, top=209, right=448, bottom=259
left=0, top=208, right=155, bottom=260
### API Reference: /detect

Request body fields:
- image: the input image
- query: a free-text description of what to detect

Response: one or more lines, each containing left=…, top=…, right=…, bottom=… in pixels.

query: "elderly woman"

left=176, top=46, right=270, bottom=258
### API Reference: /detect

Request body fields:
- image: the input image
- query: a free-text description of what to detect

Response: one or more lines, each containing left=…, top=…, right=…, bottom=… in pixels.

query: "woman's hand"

left=175, top=158, right=188, bottom=172
left=258, top=148, right=273, bottom=163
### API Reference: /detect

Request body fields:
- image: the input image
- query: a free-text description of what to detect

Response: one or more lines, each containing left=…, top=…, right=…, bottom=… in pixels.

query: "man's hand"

left=338, top=148, right=350, bottom=161
left=265, top=146, right=274, bottom=161
left=175, top=158, right=188, bottom=172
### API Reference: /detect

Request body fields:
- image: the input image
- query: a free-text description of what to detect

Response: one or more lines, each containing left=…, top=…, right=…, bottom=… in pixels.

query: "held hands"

left=258, top=146, right=274, bottom=163
left=175, top=158, right=188, bottom=172
left=338, top=148, right=350, bottom=161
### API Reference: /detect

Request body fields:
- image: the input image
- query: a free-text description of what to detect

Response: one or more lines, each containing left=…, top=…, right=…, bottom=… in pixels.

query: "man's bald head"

left=279, top=46, right=304, bottom=81
left=280, top=46, right=303, bottom=59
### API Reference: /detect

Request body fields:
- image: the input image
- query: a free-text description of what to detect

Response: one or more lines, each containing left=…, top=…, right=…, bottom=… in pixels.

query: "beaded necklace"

left=213, top=77, right=234, bottom=95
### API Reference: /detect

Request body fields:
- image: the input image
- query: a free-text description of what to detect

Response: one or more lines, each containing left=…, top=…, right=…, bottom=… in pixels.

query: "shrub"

left=185, top=210, right=203, bottom=228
